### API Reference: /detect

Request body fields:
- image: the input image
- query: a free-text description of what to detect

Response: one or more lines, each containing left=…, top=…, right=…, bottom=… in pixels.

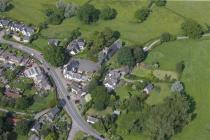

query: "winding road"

left=0, top=31, right=104, bottom=140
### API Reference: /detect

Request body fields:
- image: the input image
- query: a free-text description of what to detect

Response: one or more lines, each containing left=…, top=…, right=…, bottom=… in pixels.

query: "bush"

left=181, top=20, right=203, bottom=39
left=77, top=4, right=100, bottom=24
left=155, top=0, right=167, bottom=7
left=160, top=32, right=175, bottom=43
left=100, top=6, right=117, bottom=20
left=135, top=8, right=150, bottom=22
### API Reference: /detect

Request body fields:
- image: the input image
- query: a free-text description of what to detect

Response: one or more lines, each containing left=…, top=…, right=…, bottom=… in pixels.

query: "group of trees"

left=117, top=46, right=146, bottom=67
left=181, top=20, right=204, bottom=39
left=44, top=45, right=69, bottom=67
left=88, top=27, right=120, bottom=60
left=135, top=8, right=150, bottom=22
left=0, top=0, right=11, bottom=12
left=0, top=113, right=31, bottom=139
left=160, top=32, right=175, bottom=43
left=77, top=4, right=117, bottom=24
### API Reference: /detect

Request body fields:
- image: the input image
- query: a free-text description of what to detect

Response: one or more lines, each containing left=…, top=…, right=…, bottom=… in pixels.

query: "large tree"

left=15, top=120, right=30, bottom=135
left=44, top=46, right=69, bottom=67
left=100, top=6, right=117, bottom=20
left=133, top=47, right=145, bottom=63
left=90, top=86, right=110, bottom=111
left=181, top=20, right=203, bottom=39
left=146, top=94, right=192, bottom=140
left=77, top=4, right=100, bottom=24
left=117, top=47, right=135, bottom=67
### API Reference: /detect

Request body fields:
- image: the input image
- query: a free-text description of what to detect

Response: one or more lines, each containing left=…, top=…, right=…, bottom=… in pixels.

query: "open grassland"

left=3, top=1, right=210, bottom=45
left=145, top=39, right=210, bottom=140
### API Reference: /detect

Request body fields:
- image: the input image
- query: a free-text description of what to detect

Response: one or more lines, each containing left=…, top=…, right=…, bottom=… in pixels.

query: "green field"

left=145, top=39, right=210, bottom=140
left=2, top=0, right=210, bottom=45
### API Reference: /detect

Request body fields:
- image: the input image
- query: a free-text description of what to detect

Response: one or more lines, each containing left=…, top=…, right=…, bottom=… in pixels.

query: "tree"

left=181, top=20, right=203, bottom=39
left=176, top=61, right=185, bottom=74
left=117, top=47, right=135, bottom=67
left=90, top=86, right=110, bottom=110
left=0, top=0, right=10, bottom=12
left=171, top=81, right=184, bottom=93
left=64, top=3, right=78, bottom=18
left=94, top=27, right=120, bottom=49
left=160, top=32, right=175, bottom=43
left=128, top=95, right=146, bottom=111
left=44, top=46, right=69, bottom=67
left=44, top=132, right=58, bottom=140
left=146, top=94, right=192, bottom=140
left=135, top=8, right=150, bottom=22
left=100, top=6, right=117, bottom=20
left=56, top=0, right=66, bottom=11
left=15, top=97, right=33, bottom=109
left=45, top=8, right=64, bottom=25
left=77, top=4, right=100, bottom=24
left=133, top=47, right=145, bottom=63
left=155, top=0, right=167, bottom=7
left=15, top=120, right=30, bottom=135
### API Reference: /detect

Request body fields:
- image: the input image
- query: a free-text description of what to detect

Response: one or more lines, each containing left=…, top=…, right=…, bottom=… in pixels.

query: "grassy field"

left=145, top=38, right=210, bottom=140
left=3, top=0, right=210, bottom=46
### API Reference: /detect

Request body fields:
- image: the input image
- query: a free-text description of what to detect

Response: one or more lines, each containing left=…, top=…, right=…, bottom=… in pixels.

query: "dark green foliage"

left=181, top=20, right=203, bottom=39
left=15, top=120, right=30, bottom=135
left=135, top=8, right=150, bottom=22
left=100, top=6, right=117, bottom=20
left=89, top=28, right=120, bottom=60
left=77, top=4, right=100, bottom=24
left=117, top=47, right=135, bottom=67
left=176, top=61, right=185, bottom=74
left=45, top=8, right=64, bottom=25
left=128, top=95, right=146, bottom=111
left=146, top=94, right=193, bottom=140
left=155, top=0, right=167, bottom=7
left=133, top=47, right=145, bottom=63
left=15, top=97, right=33, bottom=109
left=160, top=32, right=175, bottom=43
left=44, top=46, right=69, bottom=67
left=90, top=86, right=110, bottom=111
left=94, top=27, right=120, bottom=49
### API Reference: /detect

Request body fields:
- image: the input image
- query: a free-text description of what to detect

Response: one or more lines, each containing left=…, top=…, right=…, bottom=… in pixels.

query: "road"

left=0, top=31, right=104, bottom=140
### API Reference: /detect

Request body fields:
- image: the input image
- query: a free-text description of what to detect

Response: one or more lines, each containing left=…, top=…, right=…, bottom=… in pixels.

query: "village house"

left=143, top=83, right=154, bottom=94
left=71, top=82, right=87, bottom=97
left=98, top=39, right=122, bottom=64
left=63, top=59, right=99, bottom=82
left=4, top=89, right=22, bottom=99
left=44, top=106, right=60, bottom=122
left=31, top=122, right=41, bottom=134
left=86, top=116, right=99, bottom=124
left=0, top=19, right=10, bottom=28
left=24, top=64, right=51, bottom=90
left=104, top=66, right=129, bottom=91
left=0, top=51, right=24, bottom=65
left=67, top=38, right=85, bottom=55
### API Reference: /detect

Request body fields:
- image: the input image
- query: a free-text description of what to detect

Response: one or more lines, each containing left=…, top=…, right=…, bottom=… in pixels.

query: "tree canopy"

left=77, top=4, right=100, bottom=24
left=100, top=6, right=117, bottom=20
left=44, top=46, right=69, bottom=67
left=15, top=120, right=30, bottom=135
left=90, top=86, right=110, bottom=111
left=181, top=20, right=203, bottom=39
left=135, top=8, right=150, bottom=22
left=117, top=47, right=135, bottom=67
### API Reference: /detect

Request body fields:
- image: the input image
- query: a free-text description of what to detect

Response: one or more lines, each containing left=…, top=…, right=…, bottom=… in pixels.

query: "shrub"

left=160, top=32, right=175, bottom=43
left=100, top=6, right=117, bottom=20
left=77, top=4, right=100, bottom=24
left=135, top=8, right=150, bottom=22
left=155, top=0, right=167, bottom=7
